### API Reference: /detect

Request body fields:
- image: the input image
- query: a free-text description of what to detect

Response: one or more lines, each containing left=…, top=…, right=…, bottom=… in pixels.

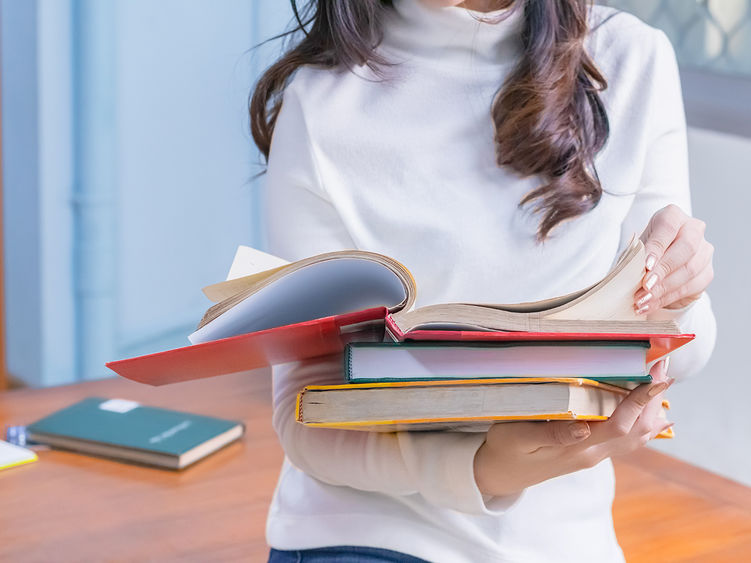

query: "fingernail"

left=636, top=292, right=652, bottom=308
left=667, top=377, right=676, bottom=387
left=646, top=254, right=657, bottom=271
left=648, top=382, right=668, bottom=397
left=636, top=303, right=650, bottom=315
left=570, top=422, right=591, bottom=439
left=645, top=273, right=658, bottom=291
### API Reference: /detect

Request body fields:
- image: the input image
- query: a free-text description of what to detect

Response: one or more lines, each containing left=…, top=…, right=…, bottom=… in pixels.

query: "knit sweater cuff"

left=400, top=431, right=523, bottom=515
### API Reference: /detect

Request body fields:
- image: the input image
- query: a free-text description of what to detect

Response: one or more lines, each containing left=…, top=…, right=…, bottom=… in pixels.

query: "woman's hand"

left=473, top=361, right=673, bottom=498
left=634, top=204, right=714, bottom=314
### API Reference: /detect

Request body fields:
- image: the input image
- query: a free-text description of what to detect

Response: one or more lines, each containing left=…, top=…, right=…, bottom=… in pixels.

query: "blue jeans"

left=268, top=546, right=429, bottom=562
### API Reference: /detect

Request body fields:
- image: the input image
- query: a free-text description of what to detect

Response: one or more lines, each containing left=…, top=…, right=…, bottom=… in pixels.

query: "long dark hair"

left=249, top=0, right=609, bottom=240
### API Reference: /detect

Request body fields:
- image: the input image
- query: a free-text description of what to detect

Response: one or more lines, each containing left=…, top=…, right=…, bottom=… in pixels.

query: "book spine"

left=295, top=391, right=304, bottom=422
left=343, top=345, right=354, bottom=383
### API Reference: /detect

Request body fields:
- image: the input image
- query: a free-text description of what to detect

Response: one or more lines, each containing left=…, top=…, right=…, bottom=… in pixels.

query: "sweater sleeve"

left=616, top=30, right=716, bottom=381
left=263, top=83, right=520, bottom=515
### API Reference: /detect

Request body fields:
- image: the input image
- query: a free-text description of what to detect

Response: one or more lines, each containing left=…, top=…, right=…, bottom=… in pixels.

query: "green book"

left=344, top=341, right=653, bottom=385
left=27, top=398, right=244, bottom=469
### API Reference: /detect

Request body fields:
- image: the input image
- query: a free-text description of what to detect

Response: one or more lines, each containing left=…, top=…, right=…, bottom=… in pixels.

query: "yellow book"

left=296, top=377, right=672, bottom=438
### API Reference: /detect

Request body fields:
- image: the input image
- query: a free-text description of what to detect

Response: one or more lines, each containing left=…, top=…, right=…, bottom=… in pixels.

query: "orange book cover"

left=296, top=377, right=673, bottom=438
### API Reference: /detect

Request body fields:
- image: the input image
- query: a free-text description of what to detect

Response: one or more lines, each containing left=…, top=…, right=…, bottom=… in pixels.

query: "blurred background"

left=1, top=1, right=749, bottom=484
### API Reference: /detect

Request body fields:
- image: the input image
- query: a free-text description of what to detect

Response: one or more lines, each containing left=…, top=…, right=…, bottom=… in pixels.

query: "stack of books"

left=107, top=238, right=689, bottom=437
left=295, top=341, right=669, bottom=433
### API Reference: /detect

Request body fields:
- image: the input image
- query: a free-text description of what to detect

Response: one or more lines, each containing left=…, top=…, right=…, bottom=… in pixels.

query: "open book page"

left=391, top=237, right=650, bottom=333
left=461, top=236, right=642, bottom=315
left=544, top=239, right=644, bottom=321
left=203, top=247, right=291, bottom=303
left=190, top=255, right=410, bottom=344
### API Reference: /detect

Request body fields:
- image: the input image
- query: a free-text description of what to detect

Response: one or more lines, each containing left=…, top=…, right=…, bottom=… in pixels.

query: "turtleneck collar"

left=381, top=0, right=524, bottom=69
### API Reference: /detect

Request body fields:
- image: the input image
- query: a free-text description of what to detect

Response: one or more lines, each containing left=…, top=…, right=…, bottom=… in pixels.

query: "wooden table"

left=2, top=374, right=750, bottom=562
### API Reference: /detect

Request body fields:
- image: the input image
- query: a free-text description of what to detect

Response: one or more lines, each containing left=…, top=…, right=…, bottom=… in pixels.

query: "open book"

left=106, top=241, right=692, bottom=386
left=191, top=237, right=679, bottom=345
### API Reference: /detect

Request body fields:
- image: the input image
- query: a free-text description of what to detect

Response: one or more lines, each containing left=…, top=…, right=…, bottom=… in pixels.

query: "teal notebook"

left=27, top=398, right=244, bottom=469
left=344, top=341, right=652, bottom=385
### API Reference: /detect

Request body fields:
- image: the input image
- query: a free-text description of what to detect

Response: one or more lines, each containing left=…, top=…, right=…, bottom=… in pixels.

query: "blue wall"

left=1, top=0, right=292, bottom=386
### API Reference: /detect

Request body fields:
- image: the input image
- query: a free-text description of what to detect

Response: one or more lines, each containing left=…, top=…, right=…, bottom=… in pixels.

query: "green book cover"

left=27, top=398, right=244, bottom=467
left=344, top=341, right=653, bottom=384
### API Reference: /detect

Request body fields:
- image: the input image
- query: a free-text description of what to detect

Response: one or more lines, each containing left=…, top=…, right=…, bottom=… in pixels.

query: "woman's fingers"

left=587, top=361, right=669, bottom=444
left=631, top=363, right=672, bottom=436
left=635, top=241, right=713, bottom=312
left=636, top=205, right=713, bottom=311
left=526, top=421, right=592, bottom=450
left=493, top=362, right=671, bottom=453
left=606, top=382, right=666, bottom=437
left=645, top=218, right=705, bottom=286
left=640, top=204, right=688, bottom=270
left=488, top=420, right=591, bottom=454
left=657, top=262, right=714, bottom=311
left=484, top=361, right=672, bottom=482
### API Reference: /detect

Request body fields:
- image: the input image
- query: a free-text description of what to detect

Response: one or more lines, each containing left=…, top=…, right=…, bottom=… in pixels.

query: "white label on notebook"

left=98, top=399, right=140, bottom=413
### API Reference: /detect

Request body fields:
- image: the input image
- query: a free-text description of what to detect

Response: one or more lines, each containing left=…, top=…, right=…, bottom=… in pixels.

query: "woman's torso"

left=266, top=2, right=667, bottom=561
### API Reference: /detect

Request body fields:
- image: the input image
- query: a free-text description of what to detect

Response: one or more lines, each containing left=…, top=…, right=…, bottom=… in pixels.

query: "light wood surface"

left=1, top=373, right=749, bottom=562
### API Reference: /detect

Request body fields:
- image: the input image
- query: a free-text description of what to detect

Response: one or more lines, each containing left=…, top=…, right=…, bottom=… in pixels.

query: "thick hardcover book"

left=26, top=398, right=244, bottom=469
left=295, top=377, right=672, bottom=436
left=106, top=243, right=693, bottom=386
left=344, top=341, right=653, bottom=384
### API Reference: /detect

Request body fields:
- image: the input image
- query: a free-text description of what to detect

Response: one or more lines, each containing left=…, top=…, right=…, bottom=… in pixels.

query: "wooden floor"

left=1, top=372, right=750, bottom=562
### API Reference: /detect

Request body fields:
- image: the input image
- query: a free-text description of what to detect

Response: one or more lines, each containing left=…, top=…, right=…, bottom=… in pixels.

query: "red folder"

left=107, top=306, right=694, bottom=386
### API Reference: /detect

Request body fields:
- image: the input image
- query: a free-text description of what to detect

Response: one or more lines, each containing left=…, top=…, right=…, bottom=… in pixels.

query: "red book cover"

left=384, top=315, right=694, bottom=363
left=106, top=307, right=387, bottom=386
left=107, top=306, right=694, bottom=387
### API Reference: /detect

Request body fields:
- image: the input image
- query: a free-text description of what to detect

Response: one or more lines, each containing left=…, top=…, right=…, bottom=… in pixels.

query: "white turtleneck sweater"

left=262, top=1, right=716, bottom=562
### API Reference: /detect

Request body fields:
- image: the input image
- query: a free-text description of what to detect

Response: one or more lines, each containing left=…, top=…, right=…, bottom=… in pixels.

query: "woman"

left=251, top=1, right=716, bottom=561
